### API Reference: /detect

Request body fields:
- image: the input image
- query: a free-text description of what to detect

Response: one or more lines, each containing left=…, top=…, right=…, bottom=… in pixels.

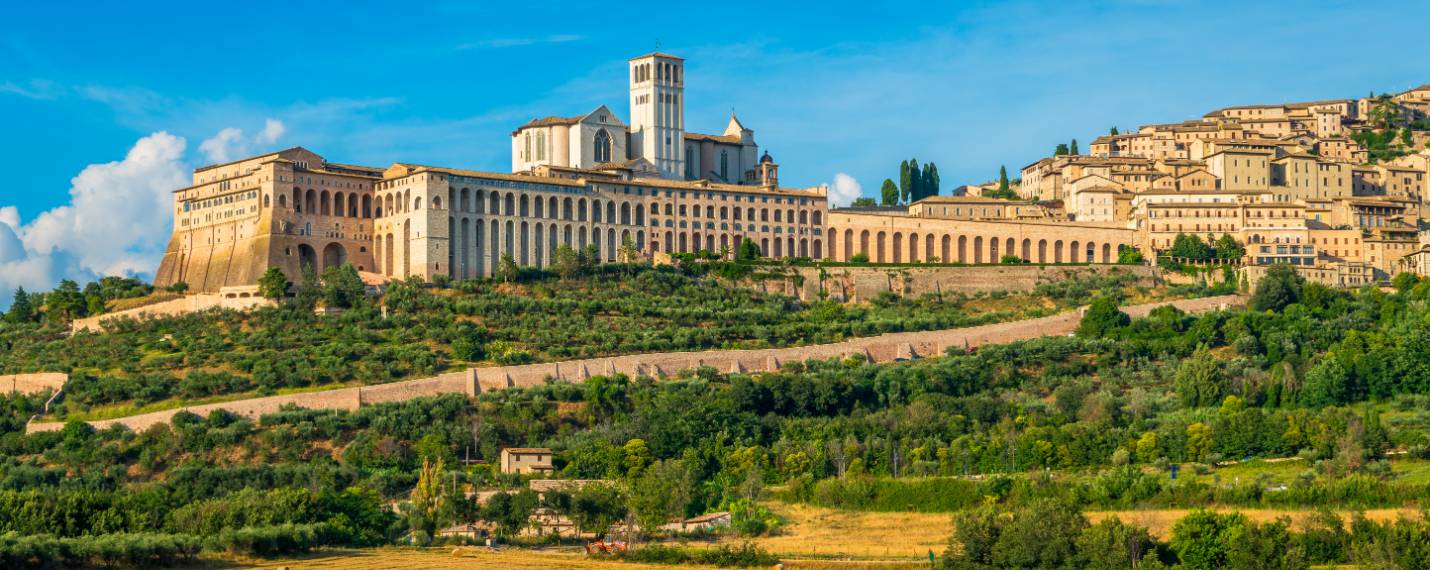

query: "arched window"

left=415, top=197, right=423, bottom=210
left=594, top=129, right=612, bottom=163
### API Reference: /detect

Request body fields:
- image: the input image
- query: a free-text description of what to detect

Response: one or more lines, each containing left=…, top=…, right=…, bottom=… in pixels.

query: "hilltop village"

left=151, top=51, right=1430, bottom=300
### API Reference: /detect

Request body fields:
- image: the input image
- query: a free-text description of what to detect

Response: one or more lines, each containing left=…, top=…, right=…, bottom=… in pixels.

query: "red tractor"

left=584, top=538, right=628, bottom=555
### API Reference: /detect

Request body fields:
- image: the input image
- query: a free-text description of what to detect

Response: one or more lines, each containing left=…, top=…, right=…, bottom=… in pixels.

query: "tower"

left=629, top=52, right=685, bottom=178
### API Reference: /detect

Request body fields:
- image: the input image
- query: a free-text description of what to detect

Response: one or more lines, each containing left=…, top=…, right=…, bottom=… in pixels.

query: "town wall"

left=27, top=295, right=1241, bottom=434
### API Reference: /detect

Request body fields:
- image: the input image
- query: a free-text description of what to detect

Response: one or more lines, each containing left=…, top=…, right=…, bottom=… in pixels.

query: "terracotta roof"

left=515, top=115, right=581, bottom=131
left=502, top=447, right=552, bottom=454
left=629, top=52, right=685, bottom=61
left=684, top=131, right=740, bottom=144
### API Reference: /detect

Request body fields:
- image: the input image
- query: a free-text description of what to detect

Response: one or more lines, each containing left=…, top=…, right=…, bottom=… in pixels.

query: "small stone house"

left=499, top=447, right=554, bottom=474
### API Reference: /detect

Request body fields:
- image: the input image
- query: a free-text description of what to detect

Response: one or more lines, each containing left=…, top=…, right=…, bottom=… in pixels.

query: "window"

left=594, top=129, right=612, bottom=163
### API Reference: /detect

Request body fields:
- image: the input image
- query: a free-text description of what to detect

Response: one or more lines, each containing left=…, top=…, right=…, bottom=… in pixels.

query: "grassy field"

left=1089, top=507, right=1421, bottom=540
left=717, top=502, right=951, bottom=559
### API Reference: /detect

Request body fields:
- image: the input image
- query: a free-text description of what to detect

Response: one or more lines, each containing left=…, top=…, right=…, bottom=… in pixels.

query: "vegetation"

left=2, top=266, right=1150, bottom=417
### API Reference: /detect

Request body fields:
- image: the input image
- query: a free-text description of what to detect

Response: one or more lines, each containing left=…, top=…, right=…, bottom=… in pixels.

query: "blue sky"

left=0, top=0, right=1426, bottom=305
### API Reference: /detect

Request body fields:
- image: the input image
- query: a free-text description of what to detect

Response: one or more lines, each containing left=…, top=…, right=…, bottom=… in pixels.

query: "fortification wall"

left=71, top=294, right=274, bottom=333
left=28, top=295, right=1241, bottom=434
left=1, top=373, right=67, bottom=396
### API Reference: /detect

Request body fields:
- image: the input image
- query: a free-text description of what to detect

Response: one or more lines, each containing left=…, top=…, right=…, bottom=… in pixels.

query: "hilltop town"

left=147, top=51, right=1430, bottom=307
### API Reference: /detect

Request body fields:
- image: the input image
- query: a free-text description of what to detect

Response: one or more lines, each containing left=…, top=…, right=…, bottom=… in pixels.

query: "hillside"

left=1, top=267, right=1429, bottom=567
left=1, top=264, right=1180, bottom=421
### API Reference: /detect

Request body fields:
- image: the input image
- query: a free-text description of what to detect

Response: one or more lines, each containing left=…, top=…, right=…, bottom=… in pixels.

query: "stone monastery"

left=153, top=52, right=1430, bottom=294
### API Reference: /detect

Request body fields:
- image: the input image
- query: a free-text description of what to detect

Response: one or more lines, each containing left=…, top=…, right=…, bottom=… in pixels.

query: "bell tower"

left=628, top=52, right=685, bottom=178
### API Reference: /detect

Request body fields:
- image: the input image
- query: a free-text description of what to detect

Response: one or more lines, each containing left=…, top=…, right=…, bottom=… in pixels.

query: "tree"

left=495, top=253, right=520, bottom=283
left=1077, top=296, right=1130, bottom=338
left=904, top=159, right=920, bottom=203
left=997, top=165, right=1010, bottom=195
left=1070, top=139, right=1079, bottom=155
left=1302, top=357, right=1349, bottom=407
left=1110, top=126, right=1119, bottom=135
left=1117, top=248, right=1145, bottom=265
left=257, top=268, right=290, bottom=301
left=628, top=459, right=693, bottom=537
left=294, top=263, right=322, bottom=309
left=568, top=483, right=627, bottom=537
left=618, top=236, right=640, bottom=264
left=1250, top=264, right=1303, bottom=312
left=481, top=489, right=538, bottom=539
left=1170, top=510, right=1245, bottom=570
left=47, top=280, right=86, bottom=322
left=1214, top=233, right=1244, bottom=260
left=1078, top=517, right=1159, bottom=570
left=166, top=281, right=189, bottom=294
left=1169, top=233, right=1213, bottom=261
left=737, top=238, right=762, bottom=261
left=898, top=161, right=912, bottom=204
left=1186, top=422, right=1214, bottom=462
left=6, top=286, right=34, bottom=323
left=926, top=162, right=941, bottom=198
left=1175, top=345, right=1225, bottom=408
left=552, top=244, right=581, bottom=279
left=1055, top=143, right=1069, bottom=156
left=321, top=264, right=367, bottom=309
left=406, top=457, right=448, bottom=542
left=880, top=179, right=899, bottom=206
left=1391, top=272, right=1420, bottom=292
left=851, top=197, right=878, bottom=208
left=990, top=500, right=1088, bottom=568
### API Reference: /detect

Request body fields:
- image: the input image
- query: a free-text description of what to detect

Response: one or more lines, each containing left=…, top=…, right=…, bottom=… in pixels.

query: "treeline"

left=940, top=500, right=1430, bottom=569
left=879, top=158, right=942, bottom=205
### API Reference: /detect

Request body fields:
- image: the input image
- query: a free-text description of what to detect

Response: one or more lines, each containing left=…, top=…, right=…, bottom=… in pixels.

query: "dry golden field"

left=717, top=502, right=952, bottom=559
left=234, top=547, right=702, bottom=569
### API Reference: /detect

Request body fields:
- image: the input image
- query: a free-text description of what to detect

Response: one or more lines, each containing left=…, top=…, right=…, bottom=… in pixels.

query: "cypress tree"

left=1070, top=138, right=1080, bottom=155
left=998, top=165, right=1010, bottom=193
left=927, top=163, right=940, bottom=197
left=898, top=160, right=912, bottom=204
left=905, top=158, right=920, bottom=203
left=1110, top=126, right=1119, bottom=135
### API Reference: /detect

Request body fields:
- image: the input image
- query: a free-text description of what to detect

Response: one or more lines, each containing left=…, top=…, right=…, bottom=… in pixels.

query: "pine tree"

left=898, top=161, right=912, bottom=204
left=1070, top=139, right=1080, bottom=155
left=5, top=286, right=33, bottom=323
left=881, top=178, right=899, bottom=206
left=998, top=165, right=1010, bottom=194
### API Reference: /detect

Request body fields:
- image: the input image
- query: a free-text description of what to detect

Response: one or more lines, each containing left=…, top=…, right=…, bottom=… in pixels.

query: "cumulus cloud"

left=0, top=132, right=189, bottom=308
left=198, top=118, right=286, bottom=164
left=829, top=173, right=863, bottom=207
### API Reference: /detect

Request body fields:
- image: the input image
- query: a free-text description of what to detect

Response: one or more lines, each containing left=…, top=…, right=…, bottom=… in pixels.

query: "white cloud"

left=0, top=79, right=63, bottom=100
left=829, top=173, right=863, bottom=207
left=198, top=118, right=286, bottom=164
left=456, top=34, right=583, bottom=50
left=0, top=132, right=189, bottom=308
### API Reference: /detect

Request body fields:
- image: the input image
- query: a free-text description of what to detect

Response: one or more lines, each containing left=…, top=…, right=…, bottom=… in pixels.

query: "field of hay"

left=1089, top=507, right=1421, bottom=540
left=717, top=502, right=952, bottom=559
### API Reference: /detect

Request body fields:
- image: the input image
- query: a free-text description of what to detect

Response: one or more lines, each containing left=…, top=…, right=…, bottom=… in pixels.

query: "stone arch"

left=859, top=230, right=870, bottom=259
left=1022, top=238, right=1032, bottom=261
left=305, top=189, right=316, bottom=214
left=333, top=193, right=344, bottom=217
left=298, top=244, right=317, bottom=272
left=322, top=242, right=347, bottom=270
left=1069, top=240, right=1080, bottom=263
left=813, top=238, right=822, bottom=259
left=362, top=195, right=372, bottom=218
left=973, top=236, right=983, bottom=263
left=892, top=232, right=904, bottom=263
left=941, top=234, right=951, bottom=263
left=1005, top=238, right=1015, bottom=260
left=1054, top=240, right=1064, bottom=263
left=989, top=236, right=999, bottom=261
left=1101, top=242, right=1112, bottom=263
left=909, top=233, right=919, bottom=262
left=320, top=191, right=331, bottom=215
left=1038, top=239, right=1048, bottom=263
left=875, top=231, right=887, bottom=263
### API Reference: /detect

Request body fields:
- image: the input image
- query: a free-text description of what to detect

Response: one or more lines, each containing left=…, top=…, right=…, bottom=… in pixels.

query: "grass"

left=715, top=502, right=951, bottom=559
left=1088, top=508, right=1420, bottom=541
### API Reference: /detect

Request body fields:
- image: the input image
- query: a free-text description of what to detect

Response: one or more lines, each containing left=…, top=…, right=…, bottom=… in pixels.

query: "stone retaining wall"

left=1, top=373, right=67, bottom=396
left=28, top=295, right=1241, bottom=434
left=744, top=264, right=1159, bottom=302
left=71, top=293, right=274, bottom=333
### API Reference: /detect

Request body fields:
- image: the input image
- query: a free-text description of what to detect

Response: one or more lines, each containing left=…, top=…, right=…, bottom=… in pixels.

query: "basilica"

left=154, top=51, right=830, bottom=292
